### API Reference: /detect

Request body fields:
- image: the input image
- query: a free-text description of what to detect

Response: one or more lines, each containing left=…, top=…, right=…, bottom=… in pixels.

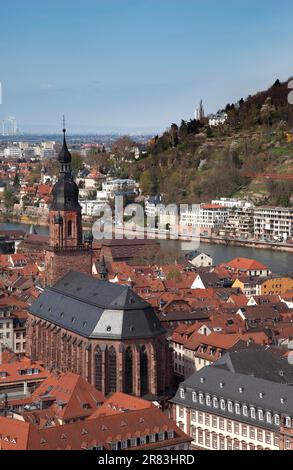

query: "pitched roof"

left=214, top=346, right=293, bottom=384
left=29, top=271, right=165, bottom=340
left=0, top=357, right=48, bottom=386
left=31, top=372, right=104, bottom=421
left=173, top=365, right=293, bottom=417
left=225, top=257, right=269, bottom=271
left=0, top=394, right=190, bottom=450
left=90, top=392, right=153, bottom=418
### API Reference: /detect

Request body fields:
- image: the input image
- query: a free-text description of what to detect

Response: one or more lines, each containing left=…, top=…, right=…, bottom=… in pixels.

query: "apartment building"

left=4, top=146, right=22, bottom=159
left=180, top=204, right=230, bottom=236
left=171, top=324, right=243, bottom=380
left=172, top=357, right=293, bottom=450
left=211, top=198, right=253, bottom=209
left=254, top=207, right=293, bottom=241
left=80, top=192, right=108, bottom=216
left=0, top=308, right=14, bottom=350
left=102, top=178, right=137, bottom=198
left=145, top=196, right=179, bottom=230
left=219, top=206, right=254, bottom=239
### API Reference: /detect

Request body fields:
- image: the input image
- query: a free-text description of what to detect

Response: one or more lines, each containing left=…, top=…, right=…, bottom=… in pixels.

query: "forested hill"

left=126, top=78, right=293, bottom=206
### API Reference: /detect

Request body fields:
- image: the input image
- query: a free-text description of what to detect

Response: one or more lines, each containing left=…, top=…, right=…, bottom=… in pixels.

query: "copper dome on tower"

left=50, top=126, right=80, bottom=211
left=51, top=178, right=80, bottom=211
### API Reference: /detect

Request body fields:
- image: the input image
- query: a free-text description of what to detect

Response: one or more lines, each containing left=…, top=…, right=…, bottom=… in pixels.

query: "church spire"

left=50, top=123, right=80, bottom=211
left=58, top=120, right=72, bottom=173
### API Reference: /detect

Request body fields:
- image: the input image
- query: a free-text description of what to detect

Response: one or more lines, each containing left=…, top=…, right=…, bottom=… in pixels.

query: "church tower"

left=45, top=127, right=93, bottom=286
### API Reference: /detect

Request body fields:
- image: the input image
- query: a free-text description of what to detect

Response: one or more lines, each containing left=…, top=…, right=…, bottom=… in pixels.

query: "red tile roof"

left=32, top=372, right=104, bottom=421
left=0, top=357, right=48, bottom=385
left=0, top=393, right=191, bottom=450
left=224, top=257, right=269, bottom=271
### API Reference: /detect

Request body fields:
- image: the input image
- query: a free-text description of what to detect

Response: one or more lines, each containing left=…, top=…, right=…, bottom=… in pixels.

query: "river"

left=1, top=222, right=293, bottom=275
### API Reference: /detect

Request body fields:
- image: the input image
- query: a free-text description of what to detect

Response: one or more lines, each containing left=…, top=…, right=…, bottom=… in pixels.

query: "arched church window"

left=107, top=347, right=117, bottom=393
left=125, top=347, right=133, bottom=394
left=140, top=345, right=148, bottom=396
left=95, top=347, right=102, bottom=391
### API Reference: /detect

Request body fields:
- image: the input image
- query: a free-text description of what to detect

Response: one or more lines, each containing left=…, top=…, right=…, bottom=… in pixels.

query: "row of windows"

left=95, top=345, right=148, bottom=395
left=179, top=389, right=291, bottom=428
left=192, top=427, right=279, bottom=450
left=110, top=431, right=175, bottom=450
left=189, top=411, right=276, bottom=445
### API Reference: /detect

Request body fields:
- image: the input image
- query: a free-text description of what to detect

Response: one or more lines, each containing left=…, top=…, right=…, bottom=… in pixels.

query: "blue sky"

left=0, top=0, right=293, bottom=134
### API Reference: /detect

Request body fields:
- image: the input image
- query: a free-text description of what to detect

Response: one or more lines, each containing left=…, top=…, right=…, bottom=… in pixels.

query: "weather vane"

left=62, top=115, right=66, bottom=134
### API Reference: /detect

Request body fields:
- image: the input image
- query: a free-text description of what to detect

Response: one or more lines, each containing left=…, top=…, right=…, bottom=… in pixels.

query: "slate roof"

left=215, top=346, right=293, bottom=384
left=172, top=365, right=293, bottom=418
left=29, top=271, right=165, bottom=340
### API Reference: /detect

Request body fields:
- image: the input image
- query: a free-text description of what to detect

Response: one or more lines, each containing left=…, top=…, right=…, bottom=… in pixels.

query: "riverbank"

left=113, top=226, right=293, bottom=254
left=0, top=214, right=49, bottom=227
left=0, top=214, right=93, bottom=230
left=0, top=221, right=292, bottom=273
left=2, top=214, right=293, bottom=253
left=199, top=236, right=293, bottom=253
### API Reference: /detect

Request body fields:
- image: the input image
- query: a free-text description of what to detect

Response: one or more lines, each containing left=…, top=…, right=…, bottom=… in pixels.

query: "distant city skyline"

left=1, top=0, right=293, bottom=134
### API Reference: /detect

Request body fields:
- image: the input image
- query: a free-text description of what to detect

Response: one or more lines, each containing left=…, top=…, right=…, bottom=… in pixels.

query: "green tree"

left=3, top=188, right=17, bottom=210
left=13, top=173, right=20, bottom=189
left=71, top=152, right=83, bottom=172
left=28, top=163, right=42, bottom=185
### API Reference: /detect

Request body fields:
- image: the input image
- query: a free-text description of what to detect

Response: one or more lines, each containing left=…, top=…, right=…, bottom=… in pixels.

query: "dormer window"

left=212, top=397, right=218, bottom=408
left=206, top=395, right=211, bottom=406
left=235, top=403, right=240, bottom=415
left=227, top=401, right=233, bottom=413
left=274, top=414, right=280, bottom=426
left=243, top=405, right=248, bottom=417
left=180, top=388, right=185, bottom=399
left=130, top=438, right=137, bottom=447
left=258, top=409, right=264, bottom=421
left=220, top=399, right=226, bottom=410
left=266, top=411, right=272, bottom=423
left=192, top=392, right=197, bottom=403
left=250, top=407, right=256, bottom=419
left=285, top=417, right=291, bottom=428
left=199, top=393, right=204, bottom=404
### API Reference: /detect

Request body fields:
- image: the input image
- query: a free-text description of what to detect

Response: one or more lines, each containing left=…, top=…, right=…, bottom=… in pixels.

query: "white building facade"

left=254, top=207, right=293, bottom=241
left=180, top=204, right=230, bottom=235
